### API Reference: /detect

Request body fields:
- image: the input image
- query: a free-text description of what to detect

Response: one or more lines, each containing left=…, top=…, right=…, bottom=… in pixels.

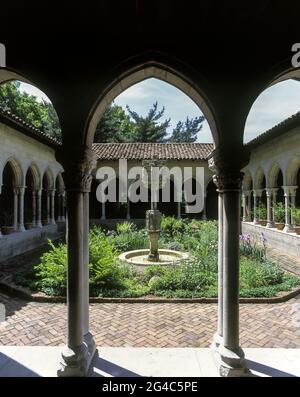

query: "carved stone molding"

left=57, top=146, right=97, bottom=192
left=208, top=147, right=249, bottom=192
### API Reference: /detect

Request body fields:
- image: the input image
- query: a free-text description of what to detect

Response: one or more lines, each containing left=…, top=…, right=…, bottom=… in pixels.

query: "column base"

left=253, top=220, right=260, bottom=225
left=283, top=225, right=294, bottom=233
left=36, top=221, right=43, bottom=228
left=57, top=339, right=96, bottom=377
left=18, top=225, right=26, bottom=232
left=210, top=332, right=223, bottom=352
left=266, top=221, right=275, bottom=228
left=213, top=344, right=251, bottom=377
left=83, top=332, right=97, bottom=358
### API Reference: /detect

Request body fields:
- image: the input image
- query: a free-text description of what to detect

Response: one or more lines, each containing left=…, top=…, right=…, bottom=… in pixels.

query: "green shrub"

left=161, top=216, right=185, bottom=237
left=273, top=202, right=285, bottom=223
left=112, top=229, right=148, bottom=252
left=33, top=240, right=67, bottom=296
left=116, top=221, right=136, bottom=234
left=13, top=218, right=300, bottom=298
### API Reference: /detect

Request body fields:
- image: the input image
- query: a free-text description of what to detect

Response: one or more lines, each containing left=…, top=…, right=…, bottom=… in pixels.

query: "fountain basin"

left=119, top=249, right=189, bottom=270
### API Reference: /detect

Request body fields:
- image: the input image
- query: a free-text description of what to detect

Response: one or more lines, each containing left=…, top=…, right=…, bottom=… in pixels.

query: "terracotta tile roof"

left=0, top=106, right=62, bottom=147
left=92, top=142, right=214, bottom=160
left=246, top=111, right=300, bottom=149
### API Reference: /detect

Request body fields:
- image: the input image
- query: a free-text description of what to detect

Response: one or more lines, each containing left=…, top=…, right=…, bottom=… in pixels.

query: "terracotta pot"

left=42, top=219, right=48, bottom=226
left=275, top=222, right=285, bottom=230
left=259, top=220, right=267, bottom=226
left=294, top=226, right=300, bottom=235
left=25, top=222, right=33, bottom=230
left=1, top=226, right=15, bottom=235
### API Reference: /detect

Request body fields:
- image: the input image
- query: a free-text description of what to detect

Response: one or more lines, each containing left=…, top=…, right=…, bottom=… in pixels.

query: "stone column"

left=46, top=190, right=51, bottom=224
left=253, top=189, right=262, bottom=225
left=32, top=191, right=37, bottom=226
left=17, top=186, right=25, bottom=232
left=101, top=201, right=106, bottom=220
left=271, top=188, right=278, bottom=223
left=208, top=149, right=249, bottom=377
left=13, top=188, right=18, bottom=230
left=283, top=186, right=292, bottom=233
left=36, top=189, right=42, bottom=228
left=246, top=191, right=252, bottom=221
left=241, top=192, right=246, bottom=222
left=0, top=186, right=2, bottom=238
left=57, top=146, right=97, bottom=377
left=212, top=179, right=224, bottom=350
left=50, top=190, right=56, bottom=225
left=266, top=188, right=275, bottom=228
left=82, top=191, right=96, bottom=358
left=290, top=187, right=298, bottom=227
left=60, top=192, right=66, bottom=222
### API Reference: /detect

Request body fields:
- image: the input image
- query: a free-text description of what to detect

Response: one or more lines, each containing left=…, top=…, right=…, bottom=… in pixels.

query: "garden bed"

left=9, top=218, right=300, bottom=300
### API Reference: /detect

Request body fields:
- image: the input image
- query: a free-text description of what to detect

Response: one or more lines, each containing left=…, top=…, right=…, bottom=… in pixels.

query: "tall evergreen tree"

left=126, top=101, right=170, bottom=142
left=168, top=115, right=205, bottom=143
left=94, top=104, right=136, bottom=142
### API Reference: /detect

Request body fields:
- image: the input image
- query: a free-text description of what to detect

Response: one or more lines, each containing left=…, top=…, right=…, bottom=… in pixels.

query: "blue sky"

left=20, top=78, right=300, bottom=143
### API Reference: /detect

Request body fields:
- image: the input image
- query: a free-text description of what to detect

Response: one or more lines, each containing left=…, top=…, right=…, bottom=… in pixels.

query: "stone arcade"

left=1, top=1, right=300, bottom=376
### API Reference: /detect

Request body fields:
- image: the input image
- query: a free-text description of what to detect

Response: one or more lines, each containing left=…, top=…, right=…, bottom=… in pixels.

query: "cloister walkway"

left=1, top=292, right=300, bottom=349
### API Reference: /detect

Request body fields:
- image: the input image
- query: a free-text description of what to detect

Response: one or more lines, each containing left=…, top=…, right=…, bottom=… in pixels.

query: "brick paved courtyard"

left=1, top=292, right=300, bottom=348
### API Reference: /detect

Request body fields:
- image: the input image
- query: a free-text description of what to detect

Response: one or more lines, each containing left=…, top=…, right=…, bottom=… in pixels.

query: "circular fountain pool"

left=119, top=249, right=189, bottom=270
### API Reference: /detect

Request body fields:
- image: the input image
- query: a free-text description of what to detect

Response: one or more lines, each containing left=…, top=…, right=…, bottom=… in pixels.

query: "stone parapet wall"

left=242, top=222, right=300, bottom=258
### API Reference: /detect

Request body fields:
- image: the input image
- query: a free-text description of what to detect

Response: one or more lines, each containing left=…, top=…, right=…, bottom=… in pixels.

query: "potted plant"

left=24, top=208, right=34, bottom=230
left=292, top=207, right=300, bottom=235
left=273, top=202, right=285, bottom=230
left=0, top=211, right=15, bottom=235
left=256, top=203, right=267, bottom=226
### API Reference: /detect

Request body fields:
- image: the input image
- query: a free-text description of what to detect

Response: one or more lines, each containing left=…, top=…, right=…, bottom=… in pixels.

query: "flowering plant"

left=239, top=232, right=266, bottom=261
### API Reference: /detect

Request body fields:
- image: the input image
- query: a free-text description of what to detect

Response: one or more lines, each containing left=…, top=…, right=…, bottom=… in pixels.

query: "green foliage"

left=168, top=116, right=205, bottom=143
left=116, top=221, right=136, bottom=234
left=14, top=218, right=300, bottom=298
left=256, top=203, right=267, bottom=220
left=291, top=206, right=300, bottom=226
left=94, top=104, right=136, bottom=143
left=0, top=81, right=61, bottom=140
left=112, top=227, right=148, bottom=252
left=126, top=101, right=171, bottom=143
left=160, top=216, right=185, bottom=237
left=273, top=202, right=286, bottom=223
left=33, top=240, right=67, bottom=296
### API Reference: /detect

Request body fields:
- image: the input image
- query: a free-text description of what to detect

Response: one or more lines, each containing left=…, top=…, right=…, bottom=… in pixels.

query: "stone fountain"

left=119, top=158, right=188, bottom=271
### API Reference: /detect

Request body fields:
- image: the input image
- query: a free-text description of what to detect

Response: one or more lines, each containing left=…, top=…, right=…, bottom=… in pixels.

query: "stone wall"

left=242, top=222, right=300, bottom=258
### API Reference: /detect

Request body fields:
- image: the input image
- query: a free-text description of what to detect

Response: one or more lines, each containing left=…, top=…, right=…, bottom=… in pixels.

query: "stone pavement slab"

left=0, top=346, right=300, bottom=377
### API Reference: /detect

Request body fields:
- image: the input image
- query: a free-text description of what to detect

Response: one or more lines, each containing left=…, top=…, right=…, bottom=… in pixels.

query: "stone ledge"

left=0, top=278, right=299, bottom=304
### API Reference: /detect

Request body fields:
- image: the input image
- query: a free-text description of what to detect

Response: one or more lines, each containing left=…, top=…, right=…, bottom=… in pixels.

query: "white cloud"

left=244, top=79, right=300, bottom=142
left=19, top=82, right=50, bottom=103
left=114, top=78, right=214, bottom=142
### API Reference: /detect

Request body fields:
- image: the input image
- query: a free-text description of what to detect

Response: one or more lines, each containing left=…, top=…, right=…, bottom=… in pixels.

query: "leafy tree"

left=126, top=101, right=171, bottom=143
left=94, top=104, right=136, bottom=142
left=168, top=116, right=205, bottom=143
left=0, top=81, right=61, bottom=140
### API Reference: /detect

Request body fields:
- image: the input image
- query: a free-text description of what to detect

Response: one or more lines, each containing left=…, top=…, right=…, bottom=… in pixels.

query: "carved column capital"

left=57, top=146, right=97, bottom=192
left=208, top=147, right=249, bottom=192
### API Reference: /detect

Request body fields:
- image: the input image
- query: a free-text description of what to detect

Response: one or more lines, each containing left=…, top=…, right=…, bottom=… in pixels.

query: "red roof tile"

left=92, top=142, right=214, bottom=160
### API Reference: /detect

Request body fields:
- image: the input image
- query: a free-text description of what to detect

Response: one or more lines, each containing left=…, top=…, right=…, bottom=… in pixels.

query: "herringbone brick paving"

left=1, top=292, right=300, bottom=348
